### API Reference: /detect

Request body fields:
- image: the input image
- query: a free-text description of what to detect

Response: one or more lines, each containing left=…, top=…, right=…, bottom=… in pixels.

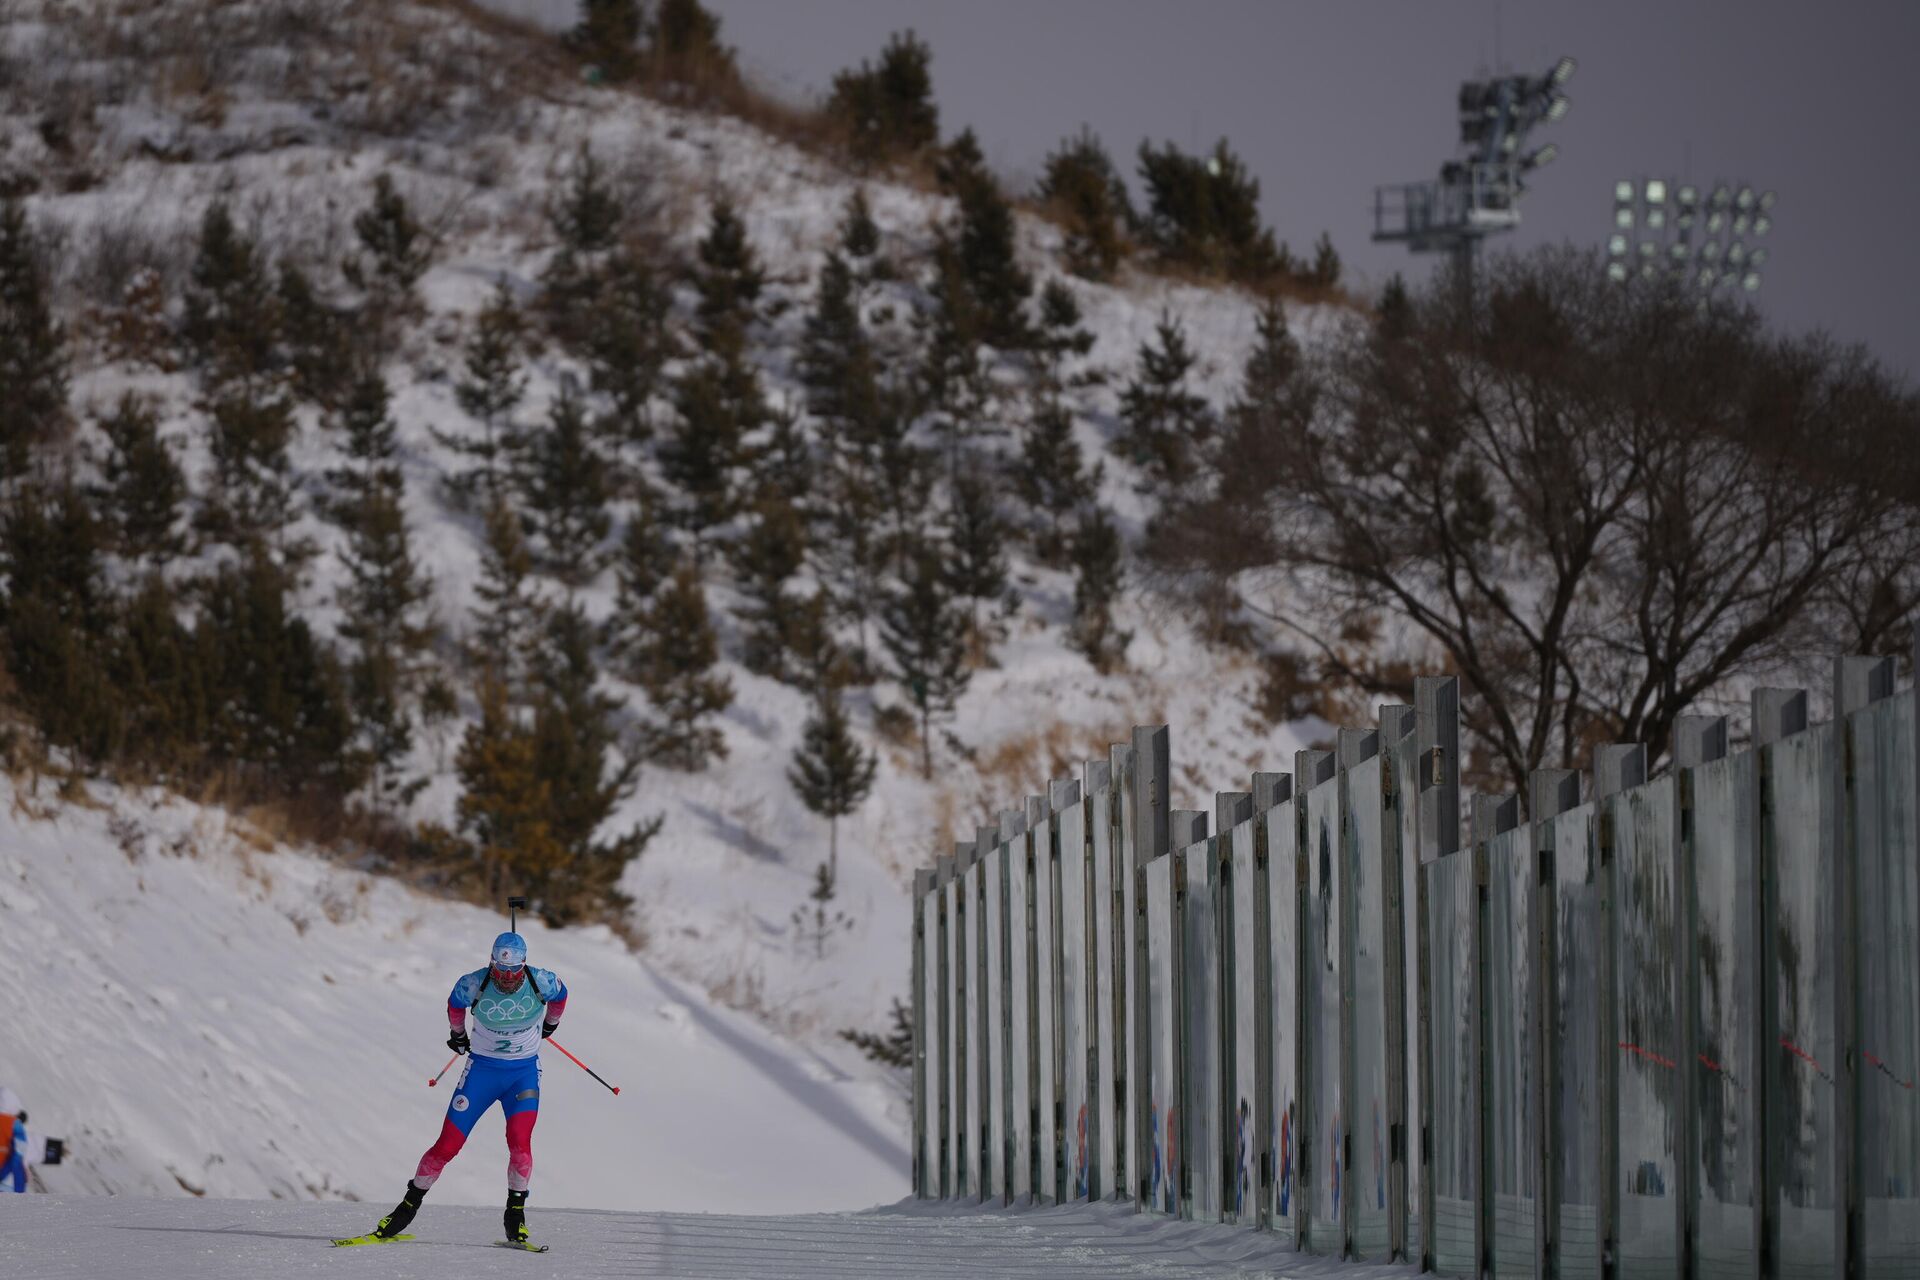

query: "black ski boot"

left=504, top=1189, right=529, bottom=1243
left=374, top=1181, right=426, bottom=1239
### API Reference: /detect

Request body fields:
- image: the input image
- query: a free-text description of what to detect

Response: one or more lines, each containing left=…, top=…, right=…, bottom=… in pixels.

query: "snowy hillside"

left=0, top=0, right=1340, bottom=1209
left=0, top=777, right=904, bottom=1211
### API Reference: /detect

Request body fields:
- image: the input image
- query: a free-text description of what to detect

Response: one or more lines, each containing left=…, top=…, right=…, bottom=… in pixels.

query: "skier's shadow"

left=110, top=1223, right=495, bottom=1249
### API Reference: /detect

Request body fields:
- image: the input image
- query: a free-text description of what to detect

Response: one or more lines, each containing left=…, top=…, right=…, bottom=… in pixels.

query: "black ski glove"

left=540, top=1022, right=558, bottom=1039
left=448, top=1028, right=471, bottom=1054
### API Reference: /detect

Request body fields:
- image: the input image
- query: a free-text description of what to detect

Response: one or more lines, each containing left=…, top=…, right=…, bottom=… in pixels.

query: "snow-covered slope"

left=1, top=0, right=1341, bottom=1208
left=0, top=778, right=905, bottom=1212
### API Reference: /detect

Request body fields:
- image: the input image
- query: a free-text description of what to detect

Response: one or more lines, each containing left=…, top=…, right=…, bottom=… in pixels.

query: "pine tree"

left=943, top=469, right=1008, bottom=650
left=788, top=689, right=876, bottom=878
left=1376, top=274, right=1413, bottom=343
left=838, top=187, right=882, bottom=271
left=790, top=861, right=854, bottom=958
left=1113, top=310, right=1213, bottom=490
left=1231, top=299, right=1300, bottom=424
left=586, top=250, right=674, bottom=462
left=348, top=173, right=434, bottom=313
left=522, top=386, right=613, bottom=583
left=1305, top=231, right=1342, bottom=290
left=916, top=235, right=994, bottom=472
left=1018, top=401, right=1098, bottom=565
left=839, top=998, right=915, bottom=1068
left=940, top=130, right=1031, bottom=351
left=1038, top=127, right=1134, bottom=282
left=827, top=31, right=938, bottom=167
left=328, top=368, right=434, bottom=803
left=607, top=495, right=669, bottom=646
left=1032, top=279, right=1095, bottom=399
left=530, top=604, right=660, bottom=920
left=646, top=0, right=739, bottom=94
left=661, top=334, right=761, bottom=541
left=195, top=549, right=357, bottom=788
left=628, top=561, right=733, bottom=769
left=694, top=196, right=763, bottom=348
left=1135, top=139, right=1282, bottom=283
left=571, top=0, right=642, bottom=81
left=456, top=671, right=561, bottom=898
left=799, top=251, right=869, bottom=425
left=880, top=548, right=970, bottom=778
left=0, top=480, right=117, bottom=761
left=1068, top=504, right=1130, bottom=673
left=199, top=384, right=299, bottom=553
left=94, top=393, right=186, bottom=566
left=471, top=497, right=542, bottom=687
left=0, top=198, right=68, bottom=478
left=541, top=146, right=624, bottom=348
left=440, top=280, right=527, bottom=503
left=730, top=492, right=809, bottom=677
left=278, top=262, right=358, bottom=408
left=182, top=202, right=280, bottom=389
left=785, top=589, right=853, bottom=693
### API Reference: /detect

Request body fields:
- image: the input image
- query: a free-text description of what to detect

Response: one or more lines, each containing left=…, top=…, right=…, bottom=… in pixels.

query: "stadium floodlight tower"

left=1373, top=55, right=1576, bottom=300
left=1607, top=178, right=1776, bottom=295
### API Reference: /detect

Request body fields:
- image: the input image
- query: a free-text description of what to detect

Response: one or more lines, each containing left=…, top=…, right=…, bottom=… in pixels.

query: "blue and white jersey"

left=449, top=966, right=567, bottom=1060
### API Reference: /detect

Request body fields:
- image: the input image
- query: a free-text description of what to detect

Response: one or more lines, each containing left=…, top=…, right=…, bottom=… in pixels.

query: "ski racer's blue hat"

left=491, top=932, right=527, bottom=971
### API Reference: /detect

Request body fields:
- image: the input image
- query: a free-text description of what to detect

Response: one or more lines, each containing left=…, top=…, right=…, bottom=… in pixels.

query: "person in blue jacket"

left=368, top=932, right=568, bottom=1244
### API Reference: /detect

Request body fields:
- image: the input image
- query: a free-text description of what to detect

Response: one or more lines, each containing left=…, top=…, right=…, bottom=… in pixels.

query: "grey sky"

left=702, top=0, right=1918, bottom=377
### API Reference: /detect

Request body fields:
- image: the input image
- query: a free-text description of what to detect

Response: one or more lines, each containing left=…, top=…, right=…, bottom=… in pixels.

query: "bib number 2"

left=494, top=1037, right=513, bottom=1053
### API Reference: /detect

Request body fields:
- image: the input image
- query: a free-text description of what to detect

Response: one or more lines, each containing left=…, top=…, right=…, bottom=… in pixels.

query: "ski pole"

left=547, top=1038, right=620, bottom=1095
left=428, top=1054, right=460, bottom=1087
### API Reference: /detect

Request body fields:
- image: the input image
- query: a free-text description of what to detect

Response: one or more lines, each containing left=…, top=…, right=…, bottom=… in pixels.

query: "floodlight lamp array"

left=1608, top=174, right=1776, bottom=293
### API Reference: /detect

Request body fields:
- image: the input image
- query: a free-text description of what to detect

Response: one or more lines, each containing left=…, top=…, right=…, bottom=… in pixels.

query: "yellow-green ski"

left=331, top=1233, right=414, bottom=1247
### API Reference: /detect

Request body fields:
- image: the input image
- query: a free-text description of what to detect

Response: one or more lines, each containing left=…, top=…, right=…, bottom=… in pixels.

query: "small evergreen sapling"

left=522, top=385, right=614, bottom=583
left=629, top=560, right=733, bottom=770
left=0, top=198, right=68, bottom=475
left=879, top=548, right=971, bottom=778
left=787, top=689, right=876, bottom=879
left=1113, top=310, right=1213, bottom=490
left=1069, top=505, right=1130, bottom=673
left=94, top=393, right=186, bottom=566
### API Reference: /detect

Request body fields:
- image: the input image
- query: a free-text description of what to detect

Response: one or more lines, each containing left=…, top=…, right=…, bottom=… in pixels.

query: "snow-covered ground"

left=1, top=1195, right=1422, bottom=1279
left=0, top=778, right=905, bottom=1212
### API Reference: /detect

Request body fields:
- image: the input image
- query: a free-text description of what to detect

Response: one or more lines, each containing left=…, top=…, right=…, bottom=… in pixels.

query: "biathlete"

left=366, top=931, right=568, bottom=1245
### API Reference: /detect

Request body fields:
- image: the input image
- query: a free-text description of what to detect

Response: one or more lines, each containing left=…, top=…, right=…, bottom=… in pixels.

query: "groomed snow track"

left=4, top=1196, right=1418, bottom=1279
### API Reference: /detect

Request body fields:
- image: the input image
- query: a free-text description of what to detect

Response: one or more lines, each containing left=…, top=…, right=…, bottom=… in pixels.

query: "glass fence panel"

left=1267, top=800, right=1302, bottom=1243
left=1394, top=731, right=1424, bottom=1259
left=1485, top=826, right=1538, bottom=1278
left=1611, top=776, right=1682, bottom=1279
left=986, top=847, right=1009, bottom=1204
left=1764, top=723, right=1840, bottom=1280
left=1348, top=756, right=1391, bottom=1260
left=1146, top=854, right=1178, bottom=1214
left=1689, top=751, right=1760, bottom=1278
left=1007, top=836, right=1033, bottom=1203
left=920, top=890, right=946, bottom=1197
left=1851, top=696, right=1920, bottom=1278
left=1427, top=850, right=1479, bottom=1277
left=1090, top=787, right=1120, bottom=1200
left=1184, top=841, right=1223, bottom=1223
left=1550, top=805, right=1602, bottom=1280
left=1305, top=774, right=1345, bottom=1255
left=1230, top=821, right=1264, bottom=1226
left=1058, top=798, right=1092, bottom=1201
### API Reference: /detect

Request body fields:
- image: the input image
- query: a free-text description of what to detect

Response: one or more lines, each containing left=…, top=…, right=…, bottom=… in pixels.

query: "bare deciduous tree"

left=1155, top=248, right=1920, bottom=789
